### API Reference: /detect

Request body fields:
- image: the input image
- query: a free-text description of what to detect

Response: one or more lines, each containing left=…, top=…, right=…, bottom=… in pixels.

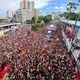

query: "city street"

left=0, top=0, right=80, bottom=79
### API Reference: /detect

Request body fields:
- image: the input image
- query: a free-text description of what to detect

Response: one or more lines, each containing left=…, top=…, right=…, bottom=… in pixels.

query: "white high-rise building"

left=6, top=11, right=14, bottom=22
left=20, top=0, right=29, bottom=9
left=29, top=1, right=34, bottom=10
left=16, top=0, right=40, bottom=23
left=6, top=11, right=14, bottom=19
left=20, top=0, right=34, bottom=10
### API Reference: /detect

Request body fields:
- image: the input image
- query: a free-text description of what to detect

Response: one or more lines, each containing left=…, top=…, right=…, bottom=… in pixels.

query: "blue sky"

left=0, top=0, right=79, bottom=17
left=40, top=0, right=67, bottom=15
left=40, top=0, right=79, bottom=15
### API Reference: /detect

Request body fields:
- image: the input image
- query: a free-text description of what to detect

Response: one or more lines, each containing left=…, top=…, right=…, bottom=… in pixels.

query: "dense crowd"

left=0, top=24, right=76, bottom=80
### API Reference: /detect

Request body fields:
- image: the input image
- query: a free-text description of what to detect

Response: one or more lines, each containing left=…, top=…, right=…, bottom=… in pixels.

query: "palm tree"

left=78, top=0, right=80, bottom=2
left=67, top=2, right=76, bottom=20
left=74, top=0, right=80, bottom=27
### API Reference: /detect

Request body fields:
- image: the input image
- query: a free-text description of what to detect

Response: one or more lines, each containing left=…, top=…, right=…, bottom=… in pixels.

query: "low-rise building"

left=51, top=12, right=60, bottom=21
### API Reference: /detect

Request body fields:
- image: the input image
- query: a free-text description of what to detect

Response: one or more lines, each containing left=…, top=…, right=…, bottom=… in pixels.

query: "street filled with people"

left=0, top=24, right=76, bottom=80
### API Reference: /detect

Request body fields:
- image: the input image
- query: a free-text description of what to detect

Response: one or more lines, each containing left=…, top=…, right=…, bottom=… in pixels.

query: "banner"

left=0, top=62, right=10, bottom=78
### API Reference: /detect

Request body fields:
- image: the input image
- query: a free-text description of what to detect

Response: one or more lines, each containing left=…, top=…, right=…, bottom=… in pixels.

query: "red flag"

left=0, top=62, right=10, bottom=78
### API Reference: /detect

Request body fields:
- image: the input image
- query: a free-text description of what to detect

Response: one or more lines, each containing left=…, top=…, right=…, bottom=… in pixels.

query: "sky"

left=0, top=0, right=79, bottom=17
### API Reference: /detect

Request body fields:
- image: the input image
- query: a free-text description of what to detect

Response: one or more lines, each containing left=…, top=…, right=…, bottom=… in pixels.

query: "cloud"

left=54, top=3, right=66, bottom=10
left=0, top=0, right=50, bottom=11
left=0, top=0, right=51, bottom=16
left=54, top=6, right=65, bottom=9
left=32, top=0, right=50, bottom=9
left=0, top=0, right=20, bottom=17
left=54, top=6, right=59, bottom=9
left=0, top=0, right=20, bottom=11
left=0, top=0, right=67, bottom=17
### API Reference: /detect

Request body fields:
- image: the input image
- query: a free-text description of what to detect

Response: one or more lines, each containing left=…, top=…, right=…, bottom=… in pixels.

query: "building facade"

left=6, top=11, right=14, bottom=22
left=20, top=0, right=29, bottom=9
left=16, top=0, right=39, bottom=23
left=51, top=12, right=60, bottom=21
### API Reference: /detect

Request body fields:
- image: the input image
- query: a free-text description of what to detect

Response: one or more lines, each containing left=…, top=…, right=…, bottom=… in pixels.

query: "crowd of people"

left=0, top=24, right=76, bottom=80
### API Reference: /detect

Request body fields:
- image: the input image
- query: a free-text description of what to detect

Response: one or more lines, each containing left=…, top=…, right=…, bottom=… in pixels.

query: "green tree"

left=32, top=22, right=43, bottom=30
left=74, top=0, right=80, bottom=26
left=67, top=2, right=76, bottom=12
left=32, top=24, right=37, bottom=30
left=37, top=16, right=43, bottom=23
left=32, top=16, right=36, bottom=24
left=66, top=0, right=80, bottom=26
left=60, top=12, right=78, bottom=20
left=43, top=15, right=52, bottom=23
left=67, top=2, right=76, bottom=20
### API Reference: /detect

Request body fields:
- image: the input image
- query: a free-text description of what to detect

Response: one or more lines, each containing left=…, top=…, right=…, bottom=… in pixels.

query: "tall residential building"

left=6, top=11, right=14, bottom=19
left=16, top=9, right=34, bottom=22
left=29, top=1, right=34, bottom=10
left=16, top=0, right=40, bottom=23
left=15, top=10, right=22, bottom=22
left=20, top=0, right=28, bottom=9
left=6, top=11, right=14, bottom=22
left=20, top=0, right=34, bottom=10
